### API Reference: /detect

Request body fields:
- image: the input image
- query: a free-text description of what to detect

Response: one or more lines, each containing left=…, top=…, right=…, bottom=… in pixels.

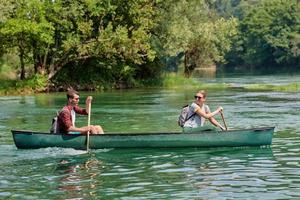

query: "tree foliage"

left=0, top=0, right=299, bottom=89
left=231, top=0, right=300, bottom=70
left=0, top=0, right=157, bottom=84
left=0, top=0, right=54, bottom=79
left=156, top=0, right=238, bottom=76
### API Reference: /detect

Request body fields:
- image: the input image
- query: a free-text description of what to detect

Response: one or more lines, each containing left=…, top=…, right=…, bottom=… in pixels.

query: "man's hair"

left=67, top=89, right=79, bottom=99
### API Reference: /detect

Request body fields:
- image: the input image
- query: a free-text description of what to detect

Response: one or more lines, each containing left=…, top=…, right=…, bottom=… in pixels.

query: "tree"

left=155, top=0, right=238, bottom=77
left=239, top=0, right=300, bottom=69
left=43, top=0, right=157, bottom=81
left=0, top=0, right=54, bottom=79
left=1, top=0, right=157, bottom=84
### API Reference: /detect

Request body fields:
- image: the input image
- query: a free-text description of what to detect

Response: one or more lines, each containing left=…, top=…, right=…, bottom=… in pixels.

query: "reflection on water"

left=1, top=144, right=300, bottom=199
left=0, top=74, right=300, bottom=199
left=56, top=157, right=103, bottom=199
left=52, top=148, right=278, bottom=199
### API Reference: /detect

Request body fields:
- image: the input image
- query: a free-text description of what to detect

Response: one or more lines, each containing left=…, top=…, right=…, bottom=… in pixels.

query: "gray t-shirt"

left=183, top=102, right=210, bottom=128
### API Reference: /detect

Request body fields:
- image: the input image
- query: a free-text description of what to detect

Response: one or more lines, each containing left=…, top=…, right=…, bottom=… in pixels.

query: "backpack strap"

left=186, top=106, right=196, bottom=121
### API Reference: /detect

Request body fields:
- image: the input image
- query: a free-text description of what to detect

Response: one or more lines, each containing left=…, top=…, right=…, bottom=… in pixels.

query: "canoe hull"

left=12, top=127, right=274, bottom=150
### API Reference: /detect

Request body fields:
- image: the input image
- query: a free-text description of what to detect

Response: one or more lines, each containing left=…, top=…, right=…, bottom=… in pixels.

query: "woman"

left=183, top=90, right=225, bottom=133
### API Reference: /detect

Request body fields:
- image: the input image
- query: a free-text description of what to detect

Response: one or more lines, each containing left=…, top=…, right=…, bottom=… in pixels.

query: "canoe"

left=11, top=127, right=274, bottom=150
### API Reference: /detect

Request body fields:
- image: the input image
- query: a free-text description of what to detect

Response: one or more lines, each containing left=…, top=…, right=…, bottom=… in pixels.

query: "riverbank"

left=0, top=75, right=47, bottom=95
left=0, top=73, right=299, bottom=96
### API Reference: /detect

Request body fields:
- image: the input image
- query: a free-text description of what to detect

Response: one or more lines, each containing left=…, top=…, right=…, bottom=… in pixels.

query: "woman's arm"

left=208, top=117, right=226, bottom=131
left=195, top=106, right=223, bottom=119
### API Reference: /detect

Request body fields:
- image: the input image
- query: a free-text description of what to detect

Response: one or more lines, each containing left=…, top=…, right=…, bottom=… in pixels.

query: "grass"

left=0, top=72, right=300, bottom=96
left=156, top=73, right=229, bottom=90
left=242, top=83, right=300, bottom=92
left=0, top=75, right=48, bottom=95
left=159, top=73, right=300, bottom=92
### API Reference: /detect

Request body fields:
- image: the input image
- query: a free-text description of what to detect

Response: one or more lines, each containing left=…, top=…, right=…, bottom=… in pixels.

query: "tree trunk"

left=184, top=51, right=192, bottom=78
left=47, top=62, right=64, bottom=80
left=34, top=54, right=39, bottom=74
left=33, top=41, right=47, bottom=75
left=19, top=44, right=25, bottom=80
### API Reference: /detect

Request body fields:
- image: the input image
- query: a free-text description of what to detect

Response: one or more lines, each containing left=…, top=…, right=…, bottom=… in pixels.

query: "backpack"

left=50, top=111, right=59, bottom=133
left=178, top=105, right=196, bottom=127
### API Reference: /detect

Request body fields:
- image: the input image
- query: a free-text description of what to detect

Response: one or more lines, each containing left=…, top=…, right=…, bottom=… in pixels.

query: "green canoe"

left=12, top=127, right=274, bottom=150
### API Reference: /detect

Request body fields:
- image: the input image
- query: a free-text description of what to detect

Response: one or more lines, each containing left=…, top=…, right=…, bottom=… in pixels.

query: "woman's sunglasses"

left=194, top=96, right=203, bottom=99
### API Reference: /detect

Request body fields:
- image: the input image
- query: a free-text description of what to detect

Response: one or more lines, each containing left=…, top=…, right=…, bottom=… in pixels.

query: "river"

left=0, top=74, right=300, bottom=199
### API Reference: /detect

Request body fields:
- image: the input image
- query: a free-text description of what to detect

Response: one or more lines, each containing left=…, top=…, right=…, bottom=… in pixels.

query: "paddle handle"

left=220, top=111, right=228, bottom=131
left=88, top=102, right=91, bottom=126
left=86, top=100, right=91, bottom=151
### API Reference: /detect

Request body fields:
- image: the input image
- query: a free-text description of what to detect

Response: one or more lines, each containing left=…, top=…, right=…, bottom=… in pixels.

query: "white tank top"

left=71, top=109, right=76, bottom=126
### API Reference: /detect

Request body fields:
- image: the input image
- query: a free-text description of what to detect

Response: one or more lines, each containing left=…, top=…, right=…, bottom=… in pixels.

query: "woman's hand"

left=220, top=125, right=226, bottom=131
left=217, top=106, right=223, bottom=113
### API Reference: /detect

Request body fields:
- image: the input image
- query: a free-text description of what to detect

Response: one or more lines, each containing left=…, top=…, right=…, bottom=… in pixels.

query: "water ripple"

left=1, top=82, right=300, bottom=199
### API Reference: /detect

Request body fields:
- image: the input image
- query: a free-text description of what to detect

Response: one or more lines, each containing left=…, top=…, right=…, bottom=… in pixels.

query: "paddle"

left=86, top=98, right=91, bottom=151
left=220, top=111, right=228, bottom=131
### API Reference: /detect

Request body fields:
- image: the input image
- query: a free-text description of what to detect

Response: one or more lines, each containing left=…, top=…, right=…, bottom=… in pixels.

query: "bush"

left=0, top=74, right=48, bottom=95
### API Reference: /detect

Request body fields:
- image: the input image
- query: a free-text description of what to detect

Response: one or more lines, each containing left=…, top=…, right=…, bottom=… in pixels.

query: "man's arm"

left=67, top=125, right=91, bottom=133
left=74, top=96, right=93, bottom=115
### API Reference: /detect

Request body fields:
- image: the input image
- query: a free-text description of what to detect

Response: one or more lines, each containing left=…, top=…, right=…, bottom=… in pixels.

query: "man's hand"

left=86, top=96, right=93, bottom=104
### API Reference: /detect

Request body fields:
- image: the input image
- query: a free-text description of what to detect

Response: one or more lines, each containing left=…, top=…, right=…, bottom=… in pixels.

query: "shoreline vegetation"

left=0, top=73, right=299, bottom=96
left=1, top=0, right=299, bottom=96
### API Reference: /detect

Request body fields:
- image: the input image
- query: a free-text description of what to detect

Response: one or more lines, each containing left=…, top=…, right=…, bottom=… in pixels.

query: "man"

left=57, top=89, right=104, bottom=134
left=183, top=90, right=225, bottom=133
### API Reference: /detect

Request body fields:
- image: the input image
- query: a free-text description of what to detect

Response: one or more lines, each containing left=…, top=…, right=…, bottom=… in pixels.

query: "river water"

left=0, top=74, right=300, bottom=199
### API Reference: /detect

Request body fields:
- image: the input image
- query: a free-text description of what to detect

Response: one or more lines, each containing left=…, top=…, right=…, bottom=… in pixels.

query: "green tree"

left=239, top=0, right=300, bottom=69
left=0, top=0, right=54, bottom=79
left=1, top=0, right=157, bottom=85
left=207, top=0, right=261, bottom=19
left=44, top=0, right=157, bottom=82
left=155, top=0, right=238, bottom=77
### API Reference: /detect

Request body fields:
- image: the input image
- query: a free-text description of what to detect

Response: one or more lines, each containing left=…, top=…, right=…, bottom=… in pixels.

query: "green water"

left=1, top=74, right=300, bottom=199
